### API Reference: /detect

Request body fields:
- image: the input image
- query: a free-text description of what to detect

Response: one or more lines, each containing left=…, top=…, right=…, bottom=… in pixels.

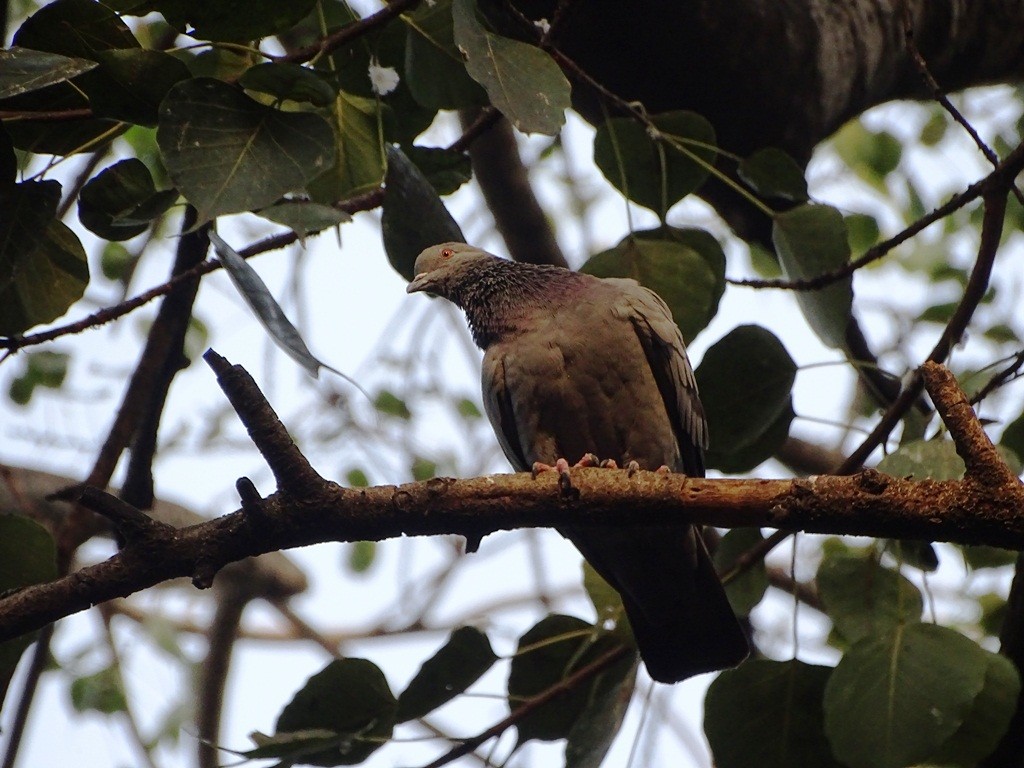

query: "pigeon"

left=407, top=242, right=748, bottom=682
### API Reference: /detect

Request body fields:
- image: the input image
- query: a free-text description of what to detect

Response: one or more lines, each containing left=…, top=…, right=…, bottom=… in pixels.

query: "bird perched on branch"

left=407, top=241, right=748, bottom=683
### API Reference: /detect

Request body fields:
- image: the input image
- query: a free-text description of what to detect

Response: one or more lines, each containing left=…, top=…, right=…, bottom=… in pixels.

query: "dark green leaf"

left=404, top=0, right=487, bottom=110
left=275, top=658, right=397, bottom=766
left=889, top=540, right=939, bottom=572
left=158, top=0, right=318, bottom=42
left=978, top=593, right=1007, bottom=637
left=564, top=653, right=638, bottom=768
left=14, top=0, right=140, bottom=57
left=306, top=91, right=385, bottom=203
left=397, top=627, right=498, bottom=722
left=1001, top=410, right=1024, bottom=464
left=695, top=325, right=797, bottom=467
left=918, top=300, right=958, bottom=324
left=78, top=158, right=170, bottom=240
left=919, top=111, right=948, bottom=146
left=0, top=181, right=89, bottom=335
left=772, top=203, right=853, bottom=349
left=345, top=469, right=370, bottom=487
left=0, top=126, right=13, bottom=187
left=0, top=515, right=57, bottom=705
left=89, top=49, right=190, bottom=126
left=816, top=547, right=922, bottom=645
left=706, top=660, right=841, bottom=768
left=410, top=457, right=437, bottom=482
left=158, top=78, right=335, bottom=222
left=983, top=323, right=1019, bottom=344
left=257, top=201, right=351, bottom=239
left=582, top=562, right=624, bottom=628
left=0, top=81, right=123, bottom=156
left=845, top=213, right=880, bottom=254
left=382, top=145, right=465, bottom=281
left=713, top=529, right=768, bottom=615
left=70, top=666, right=127, bottom=714
left=929, top=650, right=1020, bottom=766
left=737, top=148, right=808, bottom=201
left=26, top=350, right=69, bottom=388
left=823, top=624, right=989, bottom=768
left=210, top=232, right=338, bottom=380
left=245, top=729, right=351, bottom=762
left=581, top=227, right=725, bottom=341
left=240, top=63, right=336, bottom=107
left=594, top=111, right=716, bottom=217
left=403, top=145, right=473, bottom=196
left=961, top=545, right=1018, bottom=570
left=451, top=0, right=569, bottom=135
left=8, top=375, right=35, bottom=405
left=508, top=615, right=631, bottom=745
left=0, top=47, right=97, bottom=100
left=373, top=390, right=411, bottom=419
left=709, top=400, right=794, bottom=474
left=876, top=439, right=965, bottom=480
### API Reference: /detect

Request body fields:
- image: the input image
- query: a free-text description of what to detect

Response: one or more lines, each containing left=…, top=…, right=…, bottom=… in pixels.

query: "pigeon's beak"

left=406, top=272, right=435, bottom=294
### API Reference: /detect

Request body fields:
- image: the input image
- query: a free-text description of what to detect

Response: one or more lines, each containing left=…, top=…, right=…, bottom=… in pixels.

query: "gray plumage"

left=407, top=242, right=748, bottom=683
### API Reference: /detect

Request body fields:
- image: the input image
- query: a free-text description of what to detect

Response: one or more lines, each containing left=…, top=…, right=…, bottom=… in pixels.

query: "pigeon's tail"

left=566, top=524, right=749, bottom=683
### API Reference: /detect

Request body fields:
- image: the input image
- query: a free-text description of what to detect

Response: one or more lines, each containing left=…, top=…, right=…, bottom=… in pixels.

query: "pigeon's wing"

left=612, top=281, right=708, bottom=475
left=481, top=350, right=531, bottom=473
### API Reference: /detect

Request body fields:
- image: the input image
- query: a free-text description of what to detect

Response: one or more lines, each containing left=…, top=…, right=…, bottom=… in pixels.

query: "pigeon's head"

left=406, top=242, right=495, bottom=299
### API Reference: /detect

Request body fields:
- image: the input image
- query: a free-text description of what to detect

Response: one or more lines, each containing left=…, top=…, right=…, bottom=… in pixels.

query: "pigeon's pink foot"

left=654, top=464, right=671, bottom=475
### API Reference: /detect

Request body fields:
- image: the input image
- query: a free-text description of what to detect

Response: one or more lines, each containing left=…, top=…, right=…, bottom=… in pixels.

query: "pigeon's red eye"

left=441, top=248, right=454, bottom=258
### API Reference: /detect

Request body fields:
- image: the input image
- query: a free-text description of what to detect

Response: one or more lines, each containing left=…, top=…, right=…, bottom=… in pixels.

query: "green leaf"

left=593, top=111, right=717, bottom=217
left=396, top=626, right=498, bottom=722
left=455, top=397, right=482, bottom=420
left=78, top=159, right=173, bottom=241
left=508, top=615, right=623, bottom=744
left=245, top=729, right=351, bottom=762
left=705, top=660, right=841, bottom=768
left=157, top=78, right=335, bottom=222
left=404, top=0, right=487, bottom=110
left=382, top=145, right=465, bottom=282
left=961, top=545, right=1018, bottom=571
left=210, top=232, right=337, bottom=380
left=0, top=47, right=97, bottom=100
left=737, top=148, right=808, bottom=202
left=25, top=350, right=69, bottom=388
left=710, top=400, right=795, bottom=474
left=712, top=529, right=768, bottom=615
left=581, top=227, right=725, bottom=341
left=345, top=469, right=370, bottom=487
left=582, top=562, right=625, bottom=628
left=403, top=145, right=473, bottom=196
left=845, top=213, right=880, bottom=254
left=772, top=203, right=853, bottom=349
left=256, top=201, right=351, bottom=239
left=0, top=515, right=58, bottom=706
left=158, top=0, right=318, bottom=42
left=451, top=0, right=570, bottom=135
left=88, top=49, right=190, bottom=126
left=275, top=658, right=397, bottom=766
left=410, top=457, right=437, bottom=482
left=70, top=666, right=127, bottom=714
left=0, top=126, right=13, bottom=186
left=564, top=653, right=638, bottom=768
left=1001, top=410, right=1024, bottom=464
left=823, top=623, right=989, bottom=768
left=0, top=181, right=89, bottom=335
left=373, top=390, right=411, bottom=419
left=816, top=547, right=922, bottom=646
left=240, top=62, right=336, bottom=107
left=347, top=541, right=376, bottom=574
left=929, top=650, right=1021, bottom=766
left=832, top=122, right=903, bottom=187
left=306, top=90, right=386, bottom=203
left=13, top=0, right=140, bottom=57
left=876, top=439, right=965, bottom=480
left=695, top=325, right=797, bottom=469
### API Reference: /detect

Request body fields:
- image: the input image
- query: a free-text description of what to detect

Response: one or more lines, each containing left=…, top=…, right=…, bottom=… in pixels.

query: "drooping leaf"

left=705, top=660, right=841, bottom=768
left=713, top=528, right=768, bottom=615
left=382, top=145, right=465, bottom=281
left=0, top=47, right=97, bottom=100
left=70, top=666, right=128, bottom=714
left=737, top=148, right=808, bottom=202
left=274, top=658, right=398, bottom=766
left=929, top=650, right=1021, bottom=766
left=711, top=401, right=795, bottom=474
left=823, top=623, right=989, bottom=768
left=158, top=78, right=334, bottom=222
left=256, top=201, right=351, bottom=239
left=0, top=515, right=58, bottom=706
left=0, top=181, right=89, bottom=335
left=240, top=62, right=336, bottom=107
left=695, top=325, right=797, bottom=470
left=816, top=546, right=923, bottom=646
left=306, top=91, right=386, bottom=203
left=581, top=227, right=725, bottom=341
left=396, top=627, right=498, bottom=722
left=402, top=145, right=473, bottom=196
left=404, top=0, right=487, bottom=110
left=373, top=390, right=411, bottom=419
left=451, top=0, right=570, bottom=135
left=593, top=111, right=717, bottom=217
left=772, top=203, right=853, bottom=349
left=564, top=652, right=638, bottom=768
left=346, top=540, right=376, bottom=574
left=78, top=158, right=175, bottom=241
left=209, top=232, right=344, bottom=381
